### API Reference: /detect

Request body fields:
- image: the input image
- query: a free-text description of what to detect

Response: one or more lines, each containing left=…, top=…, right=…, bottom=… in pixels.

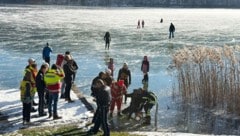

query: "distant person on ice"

left=42, top=42, right=52, bottom=64
left=160, top=18, right=163, bottom=23
left=141, top=20, right=145, bottom=28
left=169, top=23, right=175, bottom=39
left=137, top=20, right=141, bottom=29
left=104, top=32, right=111, bottom=50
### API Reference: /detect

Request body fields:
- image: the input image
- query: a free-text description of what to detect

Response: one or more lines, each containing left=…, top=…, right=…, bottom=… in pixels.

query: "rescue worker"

left=25, top=58, right=38, bottom=112
left=36, top=63, right=49, bottom=117
left=117, top=62, right=131, bottom=104
left=88, top=79, right=111, bottom=136
left=44, top=64, right=65, bottom=120
left=169, top=23, right=175, bottom=39
left=104, top=32, right=111, bottom=50
left=109, top=80, right=126, bottom=117
left=42, top=42, right=52, bottom=64
left=122, top=88, right=145, bottom=119
left=141, top=91, right=157, bottom=125
left=20, top=63, right=37, bottom=124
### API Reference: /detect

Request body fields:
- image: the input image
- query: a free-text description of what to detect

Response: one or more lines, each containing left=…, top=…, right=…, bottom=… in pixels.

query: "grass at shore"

left=7, top=124, right=142, bottom=136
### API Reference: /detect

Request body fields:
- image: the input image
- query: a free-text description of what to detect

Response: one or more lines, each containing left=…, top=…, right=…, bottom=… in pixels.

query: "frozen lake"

left=0, top=5, right=240, bottom=134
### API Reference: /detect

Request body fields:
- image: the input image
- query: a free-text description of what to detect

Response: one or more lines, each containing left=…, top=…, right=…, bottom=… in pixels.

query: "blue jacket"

left=42, top=46, right=52, bottom=58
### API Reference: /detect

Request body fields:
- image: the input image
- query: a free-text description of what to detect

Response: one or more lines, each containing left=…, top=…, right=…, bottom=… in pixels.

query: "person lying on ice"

left=122, top=88, right=157, bottom=124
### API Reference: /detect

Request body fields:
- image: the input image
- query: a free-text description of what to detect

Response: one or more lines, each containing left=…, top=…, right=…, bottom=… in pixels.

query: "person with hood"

left=42, top=42, right=52, bottom=64
left=104, top=32, right=111, bottom=50
left=36, top=63, right=49, bottom=117
left=44, top=64, right=64, bottom=119
left=109, top=80, right=127, bottom=117
left=117, top=63, right=131, bottom=104
left=169, top=23, right=175, bottom=39
left=141, top=56, right=150, bottom=74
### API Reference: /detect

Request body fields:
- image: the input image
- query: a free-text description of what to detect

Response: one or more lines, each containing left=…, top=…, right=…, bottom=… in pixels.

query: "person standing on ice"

left=104, top=32, right=111, bottom=50
left=141, top=56, right=149, bottom=74
left=169, top=23, right=175, bottom=39
left=142, top=20, right=145, bottom=28
left=137, top=19, right=141, bottom=29
left=42, top=42, right=52, bottom=64
left=117, top=63, right=131, bottom=104
left=108, top=58, right=114, bottom=77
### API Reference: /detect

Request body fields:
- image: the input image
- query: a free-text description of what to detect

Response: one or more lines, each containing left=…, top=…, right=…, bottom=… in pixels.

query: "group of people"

left=20, top=43, right=78, bottom=125
left=20, top=42, right=157, bottom=135
left=87, top=56, right=156, bottom=136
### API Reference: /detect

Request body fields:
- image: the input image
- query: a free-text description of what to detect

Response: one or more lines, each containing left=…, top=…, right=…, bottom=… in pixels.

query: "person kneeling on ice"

left=109, top=80, right=127, bottom=117
left=122, top=88, right=157, bottom=125
left=122, top=88, right=145, bottom=120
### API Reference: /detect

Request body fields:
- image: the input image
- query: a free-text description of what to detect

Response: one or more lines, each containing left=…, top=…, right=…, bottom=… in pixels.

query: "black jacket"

left=36, top=70, right=45, bottom=92
left=63, top=61, right=76, bottom=83
left=95, top=86, right=111, bottom=107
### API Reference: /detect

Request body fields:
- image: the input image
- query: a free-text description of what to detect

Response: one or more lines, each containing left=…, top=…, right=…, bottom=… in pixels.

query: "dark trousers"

left=38, top=90, right=45, bottom=115
left=44, top=57, right=50, bottom=64
left=65, top=81, right=72, bottom=100
left=23, top=102, right=31, bottom=122
left=169, top=31, right=174, bottom=39
left=105, top=41, right=110, bottom=50
left=92, top=107, right=110, bottom=136
left=45, top=89, right=49, bottom=105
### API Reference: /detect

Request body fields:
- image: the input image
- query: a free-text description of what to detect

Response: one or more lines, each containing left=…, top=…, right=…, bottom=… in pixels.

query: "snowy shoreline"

left=0, top=87, right=225, bottom=136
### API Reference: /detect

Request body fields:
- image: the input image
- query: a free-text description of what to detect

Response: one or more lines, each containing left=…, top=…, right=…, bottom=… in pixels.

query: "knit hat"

left=28, top=58, right=35, bottom=64
left=105, top=68, right=112, bottom=75
left=117, top=80, right=124, bottom=87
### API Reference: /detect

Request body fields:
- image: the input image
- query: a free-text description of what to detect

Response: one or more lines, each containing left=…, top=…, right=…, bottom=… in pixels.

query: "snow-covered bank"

left=0, top=88, right=229, bottom=136
left=0, top=88, right=92, bottom=134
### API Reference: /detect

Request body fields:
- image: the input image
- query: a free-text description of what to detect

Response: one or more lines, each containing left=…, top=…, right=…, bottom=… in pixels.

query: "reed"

left=171, top=45, right=240, bottom=115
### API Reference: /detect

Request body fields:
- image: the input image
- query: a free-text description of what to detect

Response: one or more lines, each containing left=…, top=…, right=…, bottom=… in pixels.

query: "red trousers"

left=110, top=97, right=123, bottom=112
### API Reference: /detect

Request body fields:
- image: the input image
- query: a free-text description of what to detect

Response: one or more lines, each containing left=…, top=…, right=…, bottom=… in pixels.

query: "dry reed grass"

left=171, top=45, right=240, bottom=115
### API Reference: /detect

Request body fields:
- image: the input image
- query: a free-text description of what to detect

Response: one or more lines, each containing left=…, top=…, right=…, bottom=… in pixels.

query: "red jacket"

left=110, top=82, right=126, bottom=99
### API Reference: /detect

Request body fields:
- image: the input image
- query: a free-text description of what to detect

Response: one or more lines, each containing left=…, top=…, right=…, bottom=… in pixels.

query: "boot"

left=109, top=112, right=113, bottom=117
left=48, top=113, right=52, bottom=118
left=117, top=112, right=123, bottom=117
left=53, top=114, right=62, bottom=120
left=143, top=116, right=151, bottom=125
